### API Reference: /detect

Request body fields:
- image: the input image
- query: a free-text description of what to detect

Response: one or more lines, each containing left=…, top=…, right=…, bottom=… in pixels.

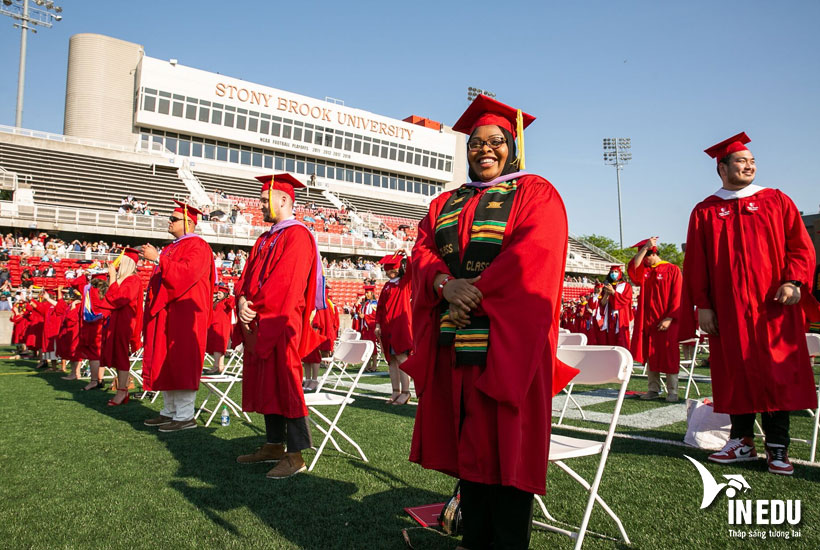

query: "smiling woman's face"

left=467, top=125, right=509, bottom=182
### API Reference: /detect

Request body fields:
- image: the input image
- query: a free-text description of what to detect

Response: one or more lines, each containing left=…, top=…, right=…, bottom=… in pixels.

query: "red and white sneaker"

left=708, top=437, right=757, bottom=464
left=765, top=444, right=794, bottom=476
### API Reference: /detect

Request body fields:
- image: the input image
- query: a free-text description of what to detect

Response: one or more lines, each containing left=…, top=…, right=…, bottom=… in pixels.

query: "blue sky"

left=1, top=1, right=818, bottom=247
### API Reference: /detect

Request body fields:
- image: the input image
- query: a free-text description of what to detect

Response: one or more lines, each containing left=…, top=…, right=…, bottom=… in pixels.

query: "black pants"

left=730, top=411, right=790, bottom=447
left=264, top=414, right=313, bottom=452
left=459, top=480, right=534, bottom=550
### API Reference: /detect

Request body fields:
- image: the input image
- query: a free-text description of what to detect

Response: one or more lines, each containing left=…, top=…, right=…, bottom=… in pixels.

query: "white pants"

left=160, top=390, right=197, bottom=421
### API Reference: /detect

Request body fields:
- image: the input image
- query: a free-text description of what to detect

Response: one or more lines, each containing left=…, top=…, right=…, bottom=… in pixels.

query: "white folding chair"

left=678, top=333, right=707, bottom=399
left=195, top=353, right=251, bottom=427
left=535, top=345, right=633, bottom=549
left=555, top=332, right=588, bottom=426
left=305, top=339, right=374, bottom=472
left=806, top=334, right=820, bottom=462
left=559, top=328, right=571, bottom=334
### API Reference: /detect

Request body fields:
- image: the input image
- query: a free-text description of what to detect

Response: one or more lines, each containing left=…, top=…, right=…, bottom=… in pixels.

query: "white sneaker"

left=708, top=437, right=757, bottom=464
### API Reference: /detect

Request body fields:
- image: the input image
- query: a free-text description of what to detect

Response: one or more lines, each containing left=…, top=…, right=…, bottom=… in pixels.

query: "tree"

left=578, top=234, right=684, bottom=268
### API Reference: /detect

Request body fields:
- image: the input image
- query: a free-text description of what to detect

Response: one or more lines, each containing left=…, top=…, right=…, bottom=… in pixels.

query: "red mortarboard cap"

left=123, top=247, right=140, bottom=263
left=704, top=132, right=751, bottom=164
left=171, top=200, right=202, bottom=225
left=363, top=284, right=376, bottom=292
left=92, top=272, right=108, bottom=280
left=609, top=265, right=623, bottom=272
left=255, top=173, right=305, bottom=202
left=452, top=95, right=535, bottom=138
left=379, top=253, right=403, bottom=270
left=630, top=239, right=658, bottom=253
left=215, top=282, right=230, bottom=292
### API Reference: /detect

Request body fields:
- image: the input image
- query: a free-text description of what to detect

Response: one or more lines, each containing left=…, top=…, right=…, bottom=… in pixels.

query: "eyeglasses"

left=467, top=136, right=507, bottom=151
left=168, top=216, right=184, bottom=223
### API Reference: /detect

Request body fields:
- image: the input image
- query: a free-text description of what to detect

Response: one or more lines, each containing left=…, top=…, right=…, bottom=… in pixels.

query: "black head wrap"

left=467, top=127, right=519, bottom=182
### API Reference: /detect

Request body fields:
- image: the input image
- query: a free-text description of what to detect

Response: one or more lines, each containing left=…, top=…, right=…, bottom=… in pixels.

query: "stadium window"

left=315, top=164, right=325, bottom=177
left=236, top=115, right=247, bottom=130
left=414, top=154, right=421, bottom=166
left=307, top=162, right=316, bottom=175
left=371, top=145, right=379, bottom=157
left=217, top=145, right=228, bottom=161
left=372, top=174, right=380, bottom=187
left=264, top=155, right=273, bottom=169
left=205, top=144, right=216, bottom=159
left=334, top=135, right=343, bottom=149
left=165, top=137, right=177, bottom=153
left=438, top=158, right=445, bottom=170
left=380, top=147, right=389, bottom=159
left=362, top=143, right=371, bottom=155
left=224, top=112, right=235, bottom=127
left=275, top=156, right=284, bottom=170
left=283, top=125, right=292, bottom=139
left=192, top=142, right=203, bottom=157
left=324, top=134, right=333, bottom=147
left=143, top=95, right=156, bottom=112
left=344, top=138, right=352, bottom=151
left=239, top=150, right=250, bottom=165
left=345, top=169, right=353, bottom=182
left=248, top=117, right=258, bottom=133
left=414, top=181, right=421, bottom=194
left=398, top=179, right=405, bottom=192
left=326, top=167, right=335, bottom=180
left=389, top=148, right=397, bottom=161
left=260, top=120, right=269, bottom=134
left=271, top=123, right=281, bottom=136
left=297, top=161, right=305, bottom=173
left=364, top=173, right=372, bottom=186
left=314, top=131, right=323, bottom=145
left=211, top=109, right=222, bottom=125
left=390, top=177, right=398, bottom=190
left=252, top=152, right=262, bottom=167
left=229, top=149, right=239, bottom=163
left=286, top=158, right=295, bottom=172
left=397, top=150, right=405, bottom=162
left=355, top=171, right=363, bottom=184
left=293, top=127, right=302, bottom=141
left=185, top=104, right=197, bottom=120
left=303, top=130, right=312, bottom=143
left=178, top=140, right=191, bottom=156
left=172, top=102, right=184, bottom=117
left=445, top=161, right=452, bottom=172
left=198, top=107, right=209, bottom=122
left=158, top=98, right=170, bottom=115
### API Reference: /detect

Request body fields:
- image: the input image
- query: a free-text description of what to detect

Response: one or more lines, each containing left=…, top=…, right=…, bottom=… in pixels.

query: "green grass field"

left=1, top=349, right=818, bottom=550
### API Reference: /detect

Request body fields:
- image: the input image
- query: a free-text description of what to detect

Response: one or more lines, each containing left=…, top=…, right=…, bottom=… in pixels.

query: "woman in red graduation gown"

left=374, top=251, right=413, bottom=404
left=73, top=273, right=110, bottom=391
left=401, top=95, right=576, bottom=549
left=56, top=286, right=83, bottom=380
left=98, top=249, right=144, bottom=406
left=10, top=301, right=29, bottom=351
left=205, top=282, right=235, bottom=375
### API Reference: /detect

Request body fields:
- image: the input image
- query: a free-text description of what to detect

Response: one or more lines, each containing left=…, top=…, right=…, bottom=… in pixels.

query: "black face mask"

left=467, top=127, right=519, bottom=182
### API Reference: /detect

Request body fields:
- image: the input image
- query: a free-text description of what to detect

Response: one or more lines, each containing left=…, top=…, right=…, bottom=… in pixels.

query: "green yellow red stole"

left=433, top=179, right=518, bottom=366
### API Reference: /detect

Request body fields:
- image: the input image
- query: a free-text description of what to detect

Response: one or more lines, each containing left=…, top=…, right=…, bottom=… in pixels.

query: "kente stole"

left=434, top=179, right=518, bottom=366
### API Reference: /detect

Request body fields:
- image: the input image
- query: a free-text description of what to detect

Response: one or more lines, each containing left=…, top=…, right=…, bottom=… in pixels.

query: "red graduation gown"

left=56, top=302, right=81, bottom=361
left=628, top=261, right=682, bottom=373
left=402, top=175, right=575, bottom=495
left=98, top=276, right=143, bottom=372
left=24, top=302, right=44, bottom=350
left=206, top=296, right=235, bottom=354
left=602, top=282, right=632, bottom=348
left=142, top=235, right=214, bottom=391
left=683, top=187, right=817, bottom=414
left=359, top=299, right=378, bottom=343
left=11, top=311, right=28, bottom=345
left=70, top=276, right=108, bottom=361
left=38, top=300, right=62, bottom=353
left=318, top=298, right=340, bottom=353
left=375, top=266, right=413, bottom=362
left=236, top=224, right=323, bottom=418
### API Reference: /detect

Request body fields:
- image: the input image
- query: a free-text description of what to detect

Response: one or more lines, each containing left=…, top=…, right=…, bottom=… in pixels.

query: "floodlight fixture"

left=602, top=136, right=632, bottom=248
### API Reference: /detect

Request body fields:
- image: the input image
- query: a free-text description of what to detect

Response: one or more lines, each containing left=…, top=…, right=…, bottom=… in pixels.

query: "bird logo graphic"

left=684, top=455, right=751, bottom=509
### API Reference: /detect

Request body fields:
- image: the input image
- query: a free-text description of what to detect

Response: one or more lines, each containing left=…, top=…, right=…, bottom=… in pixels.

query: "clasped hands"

left=435, top=273, right=482, bottom=328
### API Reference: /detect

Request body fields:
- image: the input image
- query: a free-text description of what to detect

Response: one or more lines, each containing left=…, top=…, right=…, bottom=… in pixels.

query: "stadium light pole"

left=602, top=137, right=632, bottom=249
left=467, top=87, right=496, bottom=102
left=0, top=0, right=63, bottom=128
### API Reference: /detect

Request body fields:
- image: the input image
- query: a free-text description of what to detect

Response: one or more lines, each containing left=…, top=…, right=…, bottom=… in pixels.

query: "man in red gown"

left=234, top=173, right=324, bottom=479
left=141, top=201, right=214, bottom=432
left=628, top=237, right=682, bottom=401
left=684, top=132, right=817, bottom=475
left=599, top=265, right=633, bottom=348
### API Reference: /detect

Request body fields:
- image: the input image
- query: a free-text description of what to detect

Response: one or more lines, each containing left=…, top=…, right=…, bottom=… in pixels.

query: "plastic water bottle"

left=221, top=406, right=230, bottom=427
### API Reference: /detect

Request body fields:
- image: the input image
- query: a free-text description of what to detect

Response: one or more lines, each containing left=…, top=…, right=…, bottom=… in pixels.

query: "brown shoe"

left=144, top=415, right=173, bottom=427
left=158, top=418, right=197, bottom=432
left=266, top=452, right=307, bottom=479
left=237, top=443, right=285, bottom=464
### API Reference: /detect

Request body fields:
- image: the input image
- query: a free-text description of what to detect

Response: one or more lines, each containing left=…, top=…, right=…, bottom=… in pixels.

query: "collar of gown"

left=712, top=184, right=765, bottom=200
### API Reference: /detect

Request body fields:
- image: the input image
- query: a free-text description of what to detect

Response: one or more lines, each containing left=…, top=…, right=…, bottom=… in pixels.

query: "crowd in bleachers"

left=118, top=195, right=155, bottom=216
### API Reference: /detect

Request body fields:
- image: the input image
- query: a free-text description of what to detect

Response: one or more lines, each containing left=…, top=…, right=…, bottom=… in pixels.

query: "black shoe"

left=82, top=380, right=106, bottom=391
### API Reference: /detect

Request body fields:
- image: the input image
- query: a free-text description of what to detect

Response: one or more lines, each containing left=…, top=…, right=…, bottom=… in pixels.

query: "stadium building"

left=0, top=33, right=616, bottom=307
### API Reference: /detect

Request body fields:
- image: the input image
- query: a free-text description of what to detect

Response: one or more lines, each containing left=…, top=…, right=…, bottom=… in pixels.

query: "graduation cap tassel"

left=111, top=250, right=125, bottom=268
left=269, top=185, right=274, bottom=222
left=516, top=109, right=525, bottom=170
left=183, top=203, right=189, bottom=235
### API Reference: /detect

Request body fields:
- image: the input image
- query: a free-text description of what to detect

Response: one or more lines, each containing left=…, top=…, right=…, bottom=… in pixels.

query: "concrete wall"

left=0, top=310, right=12, bottom=346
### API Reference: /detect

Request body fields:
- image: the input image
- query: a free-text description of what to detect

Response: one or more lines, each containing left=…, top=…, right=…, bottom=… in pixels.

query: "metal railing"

left=0, top=123, right=142, bottom=154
